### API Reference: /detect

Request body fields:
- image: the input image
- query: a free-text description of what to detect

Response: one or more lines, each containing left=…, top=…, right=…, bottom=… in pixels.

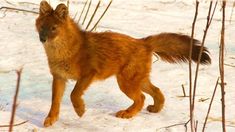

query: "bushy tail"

left=142, top=33, right=211, bottom=64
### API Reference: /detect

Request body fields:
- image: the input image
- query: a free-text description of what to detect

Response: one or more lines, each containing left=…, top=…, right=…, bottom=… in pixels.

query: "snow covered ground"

left=0, top=0, right=234, bottom=131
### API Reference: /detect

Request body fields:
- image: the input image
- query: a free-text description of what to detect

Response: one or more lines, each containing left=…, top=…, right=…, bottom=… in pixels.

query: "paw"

left=74, top=106, right=85, bottom=117
left=147, top=104, right=163, bottom=113
left=116, top=110, right=134, bottom=119
left=44, top=116, right=58, bottom=127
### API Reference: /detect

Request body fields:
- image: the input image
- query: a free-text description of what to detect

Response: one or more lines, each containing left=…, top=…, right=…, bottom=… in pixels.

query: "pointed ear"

left=39, top=1, right=52, bottom=15
left=54, top=4, right=68, bottom=20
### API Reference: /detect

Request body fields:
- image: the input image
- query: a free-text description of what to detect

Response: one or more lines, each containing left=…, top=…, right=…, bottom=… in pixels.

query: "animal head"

left=35, top=1, right=69, bottom=43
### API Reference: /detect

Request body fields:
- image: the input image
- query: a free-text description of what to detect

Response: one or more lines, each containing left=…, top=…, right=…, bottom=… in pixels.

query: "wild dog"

left=35, top=1, right=211, bottom=127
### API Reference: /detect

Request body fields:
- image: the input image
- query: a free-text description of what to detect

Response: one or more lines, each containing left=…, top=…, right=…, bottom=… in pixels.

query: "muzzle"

left=39, top=29, right=49, bottom=43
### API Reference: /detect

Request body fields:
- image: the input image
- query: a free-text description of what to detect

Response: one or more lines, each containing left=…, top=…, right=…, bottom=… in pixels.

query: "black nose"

left=39, top=28, right=48, bottom=43
left=40, top=36, right=46, bottom=43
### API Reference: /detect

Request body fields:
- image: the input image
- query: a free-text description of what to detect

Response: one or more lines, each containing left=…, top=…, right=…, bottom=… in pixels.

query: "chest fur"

left=44, top=40, right=80, bottom=80
left=48, top=60, right=79, bottom=80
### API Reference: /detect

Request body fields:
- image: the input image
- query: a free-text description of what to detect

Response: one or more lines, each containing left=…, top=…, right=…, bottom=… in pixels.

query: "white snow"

left=0, top=0, right=235, bottom=132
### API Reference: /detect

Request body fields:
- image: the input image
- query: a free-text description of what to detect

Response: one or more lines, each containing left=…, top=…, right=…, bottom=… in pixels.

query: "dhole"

left=35, top=1, right=211, bottom=127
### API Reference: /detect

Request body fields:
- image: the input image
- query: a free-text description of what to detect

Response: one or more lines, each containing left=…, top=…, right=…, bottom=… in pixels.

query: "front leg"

left=44, top=76, right=66, bottom=127
left=70, top=73, right=94, bottom=117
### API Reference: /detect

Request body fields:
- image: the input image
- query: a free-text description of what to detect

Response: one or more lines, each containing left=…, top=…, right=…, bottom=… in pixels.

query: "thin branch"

left=156, top=119, right=190, bottom=131
left=90, top=0, right=113, bottom=31
left=0, top=6, right=38, bottom=14
left=82, top=0, right=92, bottom=25
left=192, top=0, right=217, bottom=107
left=185, top=119, right=190, bottom=132
left=208, top=2, right=218, bottom=26
left=9, top=67, right=23, bottom=132
left=77, top=0, right=89, bottom=23
left=181, top=84, right=187, bottom=97
left=191, top=2, right=217, bottom=132
left=220, top=1, right=226, bottom=131
left=224, top=63, right=235, bottom=67
left=4, top=0, right=16, bottom=6
left=0, top=120, right=28, bottom=127
left=86, top=0, right=101, bottom=30
left=189, top=1, right=199, bottom=132
left=198, top=98, right=209, bottom=102
left=195, top=120, right=198, bottom=132
left=197, top=17, right=235, bottom=22
left=202, top=77, right=220, bottom=132
left=18, top=2, right=39, bottom=6
left=153, top=53, right=160, bottom=63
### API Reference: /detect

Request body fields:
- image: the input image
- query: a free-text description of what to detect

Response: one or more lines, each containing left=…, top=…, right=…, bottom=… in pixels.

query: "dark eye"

left=51, top=26, right=57, bottom=31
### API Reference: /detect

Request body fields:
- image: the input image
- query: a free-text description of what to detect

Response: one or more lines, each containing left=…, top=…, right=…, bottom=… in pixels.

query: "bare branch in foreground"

left=76, top=0, right=89, bottom=23
left=202, top=77, right=220, bottom=132
left=9, top=67, right=23, bottom=132
left=90, top=0, right=113, bottom=31
left=0, top=120, right=28, bottom=128
left=18, top=2, right=39, bottom=6
left=220, top=1, right=226, bottom=131
left=82, top=0, right=92, bottom=25
left=191, top=1, right=217, bottom=131
left=189, top=1, right=199, bottom=131
left=224, top=63, right=235, bottom=68
left=181, top=84, right=187, bottom=97
left=86, top=0, right=101, bottom=30
left=156, top=119, right=190, bottom=132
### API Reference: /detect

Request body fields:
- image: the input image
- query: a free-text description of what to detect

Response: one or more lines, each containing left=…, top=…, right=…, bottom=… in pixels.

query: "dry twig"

left=191, top=2, right=217, bottom=131
left=202, top=77, right=220, bottom=132
left=224, top=63, right=235, bottom=68
left=4, top=0, right=16, bottom=6
left=153, top=53, right=160, bottom=63
left=82, top=0, right=92, bottom=25
left=220, top=1, right=226, bottom=131
left=18, top=2, right=39, bottom=6
left=156, top=119, right=190, bottom=132
left=9, top=67, right=23, bottom=132
left=86, top=0, right=101, bottom=30
left=90, top=0, right=113, bottom=31
left=0, top=120, right=28, bottom=128
left=189, top=1, right=199, bottom=131
left=181, top=84, right=187, bottom=97
left=192, top=1, right=217, bottom=107
left=76, top=0, right=89, bottom=23
left=195, top=120, right=198, bottom=132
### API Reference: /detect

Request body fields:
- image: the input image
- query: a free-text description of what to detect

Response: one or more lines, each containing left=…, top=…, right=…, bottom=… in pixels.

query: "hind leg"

left=141, top=79, right=165, bottom=113
left=116, top=74, right=145, bottom=118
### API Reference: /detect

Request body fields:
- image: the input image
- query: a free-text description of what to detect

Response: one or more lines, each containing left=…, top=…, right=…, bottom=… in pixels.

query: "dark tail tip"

left=192, top=44, right=211, bottom=65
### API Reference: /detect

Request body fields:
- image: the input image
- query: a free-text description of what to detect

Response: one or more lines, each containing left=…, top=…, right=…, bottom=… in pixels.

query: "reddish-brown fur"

left=35, top=1, right=211, bottom=127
